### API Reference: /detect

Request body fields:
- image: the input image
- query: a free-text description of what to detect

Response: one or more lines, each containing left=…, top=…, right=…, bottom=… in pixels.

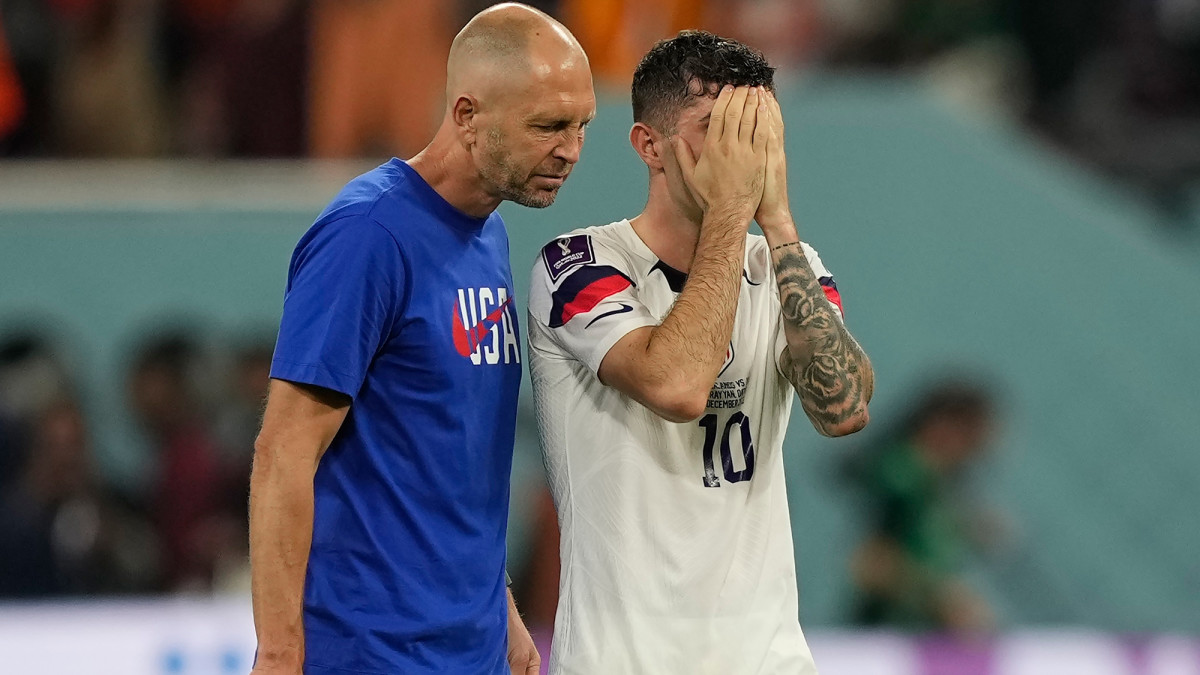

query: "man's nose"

left=553, top=130, right=583, bottom=165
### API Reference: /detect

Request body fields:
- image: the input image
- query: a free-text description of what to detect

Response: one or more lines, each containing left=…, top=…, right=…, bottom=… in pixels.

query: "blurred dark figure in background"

left=0, top=408, right=18, bottom=493
left=128, top=333, right=244, bottom=591
left=0, top=0, right=59, bottom=154
left=206, top=337, right=272, bottom=592
left=0, top=9, right=23, bottom=144
left=1026, top=0, right=1200, bottom=214
left=213, top=338, right=271, bottom=465
left=162, top=0, right=307, bottom=156
left=0, top=332, right=73, bottom=484
left=216, top=0, right=307, bottom=157
left=159, top=0, right=238, bottom=154
left=0, top=396, right=155, bottom=596
left=823, top=0, right=1030, bottom=120
left=845, top=380, right=1001, bottom=634
left=0, top=332, right=70, bottom=418
left=50, top=0, right=169, bottom=156
left=308, top=0, right=452, bottom=158
left=561, top=0, right=708, bottom=87
left=826, top=0, right=1008, bottom=65
left=0, top=327, right=264, bottom=597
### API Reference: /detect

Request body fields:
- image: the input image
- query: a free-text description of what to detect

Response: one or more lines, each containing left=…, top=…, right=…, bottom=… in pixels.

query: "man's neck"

left=629, top=185, right=704, bottom=274
left=407, top=124, right=501, bottom=219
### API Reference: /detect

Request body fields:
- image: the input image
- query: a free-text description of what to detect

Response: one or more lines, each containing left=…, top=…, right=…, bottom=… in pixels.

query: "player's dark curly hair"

left=632, top=30, right=776, bottom=133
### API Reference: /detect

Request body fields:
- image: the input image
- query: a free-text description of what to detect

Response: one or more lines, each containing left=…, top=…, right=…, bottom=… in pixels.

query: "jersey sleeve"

left=270, top=215, right=405, bottom=399
left=774, top=241, right=845, bottom=374
left=528, top=233, right=658, bottom=375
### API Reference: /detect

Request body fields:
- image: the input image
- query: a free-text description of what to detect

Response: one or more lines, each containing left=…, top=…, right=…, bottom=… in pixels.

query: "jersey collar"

left=650, top=259, right=688, bottom=293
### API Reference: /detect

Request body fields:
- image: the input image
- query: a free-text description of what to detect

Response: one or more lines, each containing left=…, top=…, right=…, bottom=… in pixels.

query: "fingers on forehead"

left=709, top=85, right=733, bottom=111
left=740, top=89, right=761, bottom=126
left=728, top=86, right=750, bottom=113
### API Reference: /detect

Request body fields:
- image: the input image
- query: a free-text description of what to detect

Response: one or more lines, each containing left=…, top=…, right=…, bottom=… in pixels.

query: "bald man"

left=248, top=5, right=594, bottom=674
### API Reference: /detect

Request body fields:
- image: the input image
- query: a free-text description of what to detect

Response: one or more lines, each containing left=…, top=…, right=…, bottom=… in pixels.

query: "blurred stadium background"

left=1, top=1, right=1198, bottom=673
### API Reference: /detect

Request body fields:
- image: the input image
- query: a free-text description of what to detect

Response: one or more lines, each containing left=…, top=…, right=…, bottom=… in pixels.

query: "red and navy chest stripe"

left=548, top=265, right=634, bottom=328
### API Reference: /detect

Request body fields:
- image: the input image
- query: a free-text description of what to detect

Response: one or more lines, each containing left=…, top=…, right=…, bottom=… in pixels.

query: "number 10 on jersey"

left=700, top=412, right=756, bottom=487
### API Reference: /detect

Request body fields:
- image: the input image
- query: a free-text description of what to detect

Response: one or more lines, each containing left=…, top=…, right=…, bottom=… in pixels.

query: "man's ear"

left=452, top=95, right=479, bottom=144
left=629, top=122, right=665, bottom=171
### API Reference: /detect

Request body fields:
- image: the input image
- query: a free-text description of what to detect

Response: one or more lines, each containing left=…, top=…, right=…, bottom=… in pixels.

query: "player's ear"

left=630, top=122, right=663, bottom=171
left=452, top=95, right=479, bottom=144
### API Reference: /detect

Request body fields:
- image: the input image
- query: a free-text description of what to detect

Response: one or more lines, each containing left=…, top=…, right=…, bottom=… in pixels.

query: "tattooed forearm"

left=772, top=242, right=874, bottom=436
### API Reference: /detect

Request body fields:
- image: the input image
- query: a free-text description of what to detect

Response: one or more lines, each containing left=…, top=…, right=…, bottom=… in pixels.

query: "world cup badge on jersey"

left=542, top=234, right=595, bottom=282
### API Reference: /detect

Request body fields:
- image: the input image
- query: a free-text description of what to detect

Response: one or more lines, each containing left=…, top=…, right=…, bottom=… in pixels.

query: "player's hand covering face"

left=755, top=92, right=791, bottom=229
left=668, top=85, right=769, bottom=224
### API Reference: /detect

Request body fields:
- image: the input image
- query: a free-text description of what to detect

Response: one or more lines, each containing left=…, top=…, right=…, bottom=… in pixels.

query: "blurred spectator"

left=127, top=332, right=243, bottom=592
left=1009, top=0, right=1115, bottom=120
left=0, top=0, right=59, bottom=154
left=213, top=337, right=271, bottom=464
left=0, top=331, right=73, bottom=433
left=308, top=0, right=453, bottom=158
left=216, top=0, right=307, bottom=156
left=0, top=332, right=68, bottom=485
left=157, top=0, right=232, bottom=155
left=162, top=0, right=307, bottom=156
left=1036, top=0, right=1200, bottom=211
left=206, top=338, right=271, bottom=593
left=0, top=326, right=271, bottom=596
left=844, top=379, right=1002, bottom=635
left=0, top=396, right=155, bottom=596
left=822, top=0, right=1030, bottom=120
left=0, top=0, right=1195, bottom=218
left=0, top=409, right=19, bottom=491
left=560, top=0, right=710, bottom=88
left=823, top=0, right=1007, bottom=66
left=0, top=10, right=23, bottom=142
left=50, top=0, right=168, bottom=156
left=726, top=0, right=824, bottom=74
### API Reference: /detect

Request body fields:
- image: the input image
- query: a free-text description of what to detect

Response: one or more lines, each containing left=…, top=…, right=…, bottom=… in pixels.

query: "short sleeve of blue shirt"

left=271, top=216, right=406, bottom=399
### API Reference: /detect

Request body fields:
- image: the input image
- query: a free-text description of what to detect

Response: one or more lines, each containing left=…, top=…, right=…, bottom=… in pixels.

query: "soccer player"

left=248, top=5, right=594, bottom=675
left=527, top=31, right=874, bottom=674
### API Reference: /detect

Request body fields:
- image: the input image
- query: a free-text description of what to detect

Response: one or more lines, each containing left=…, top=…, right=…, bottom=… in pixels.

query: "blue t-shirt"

left=270, top=159, right=522, bottom=675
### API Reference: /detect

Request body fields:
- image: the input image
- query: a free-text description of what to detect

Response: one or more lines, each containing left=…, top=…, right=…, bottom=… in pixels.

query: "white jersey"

left=527, top=219, right=844, bottom=675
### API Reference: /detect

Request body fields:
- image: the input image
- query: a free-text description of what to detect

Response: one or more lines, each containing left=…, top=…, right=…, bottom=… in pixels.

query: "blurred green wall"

left=1, top=77, right=1197, bottom=631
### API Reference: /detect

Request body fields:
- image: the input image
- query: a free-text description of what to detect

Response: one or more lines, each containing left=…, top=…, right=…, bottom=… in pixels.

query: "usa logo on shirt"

left=451, top=287, right=520, bottom=365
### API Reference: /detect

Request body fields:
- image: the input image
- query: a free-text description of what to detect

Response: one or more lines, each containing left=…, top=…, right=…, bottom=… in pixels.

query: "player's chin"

left=513, top=184, right=561, bottom=209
